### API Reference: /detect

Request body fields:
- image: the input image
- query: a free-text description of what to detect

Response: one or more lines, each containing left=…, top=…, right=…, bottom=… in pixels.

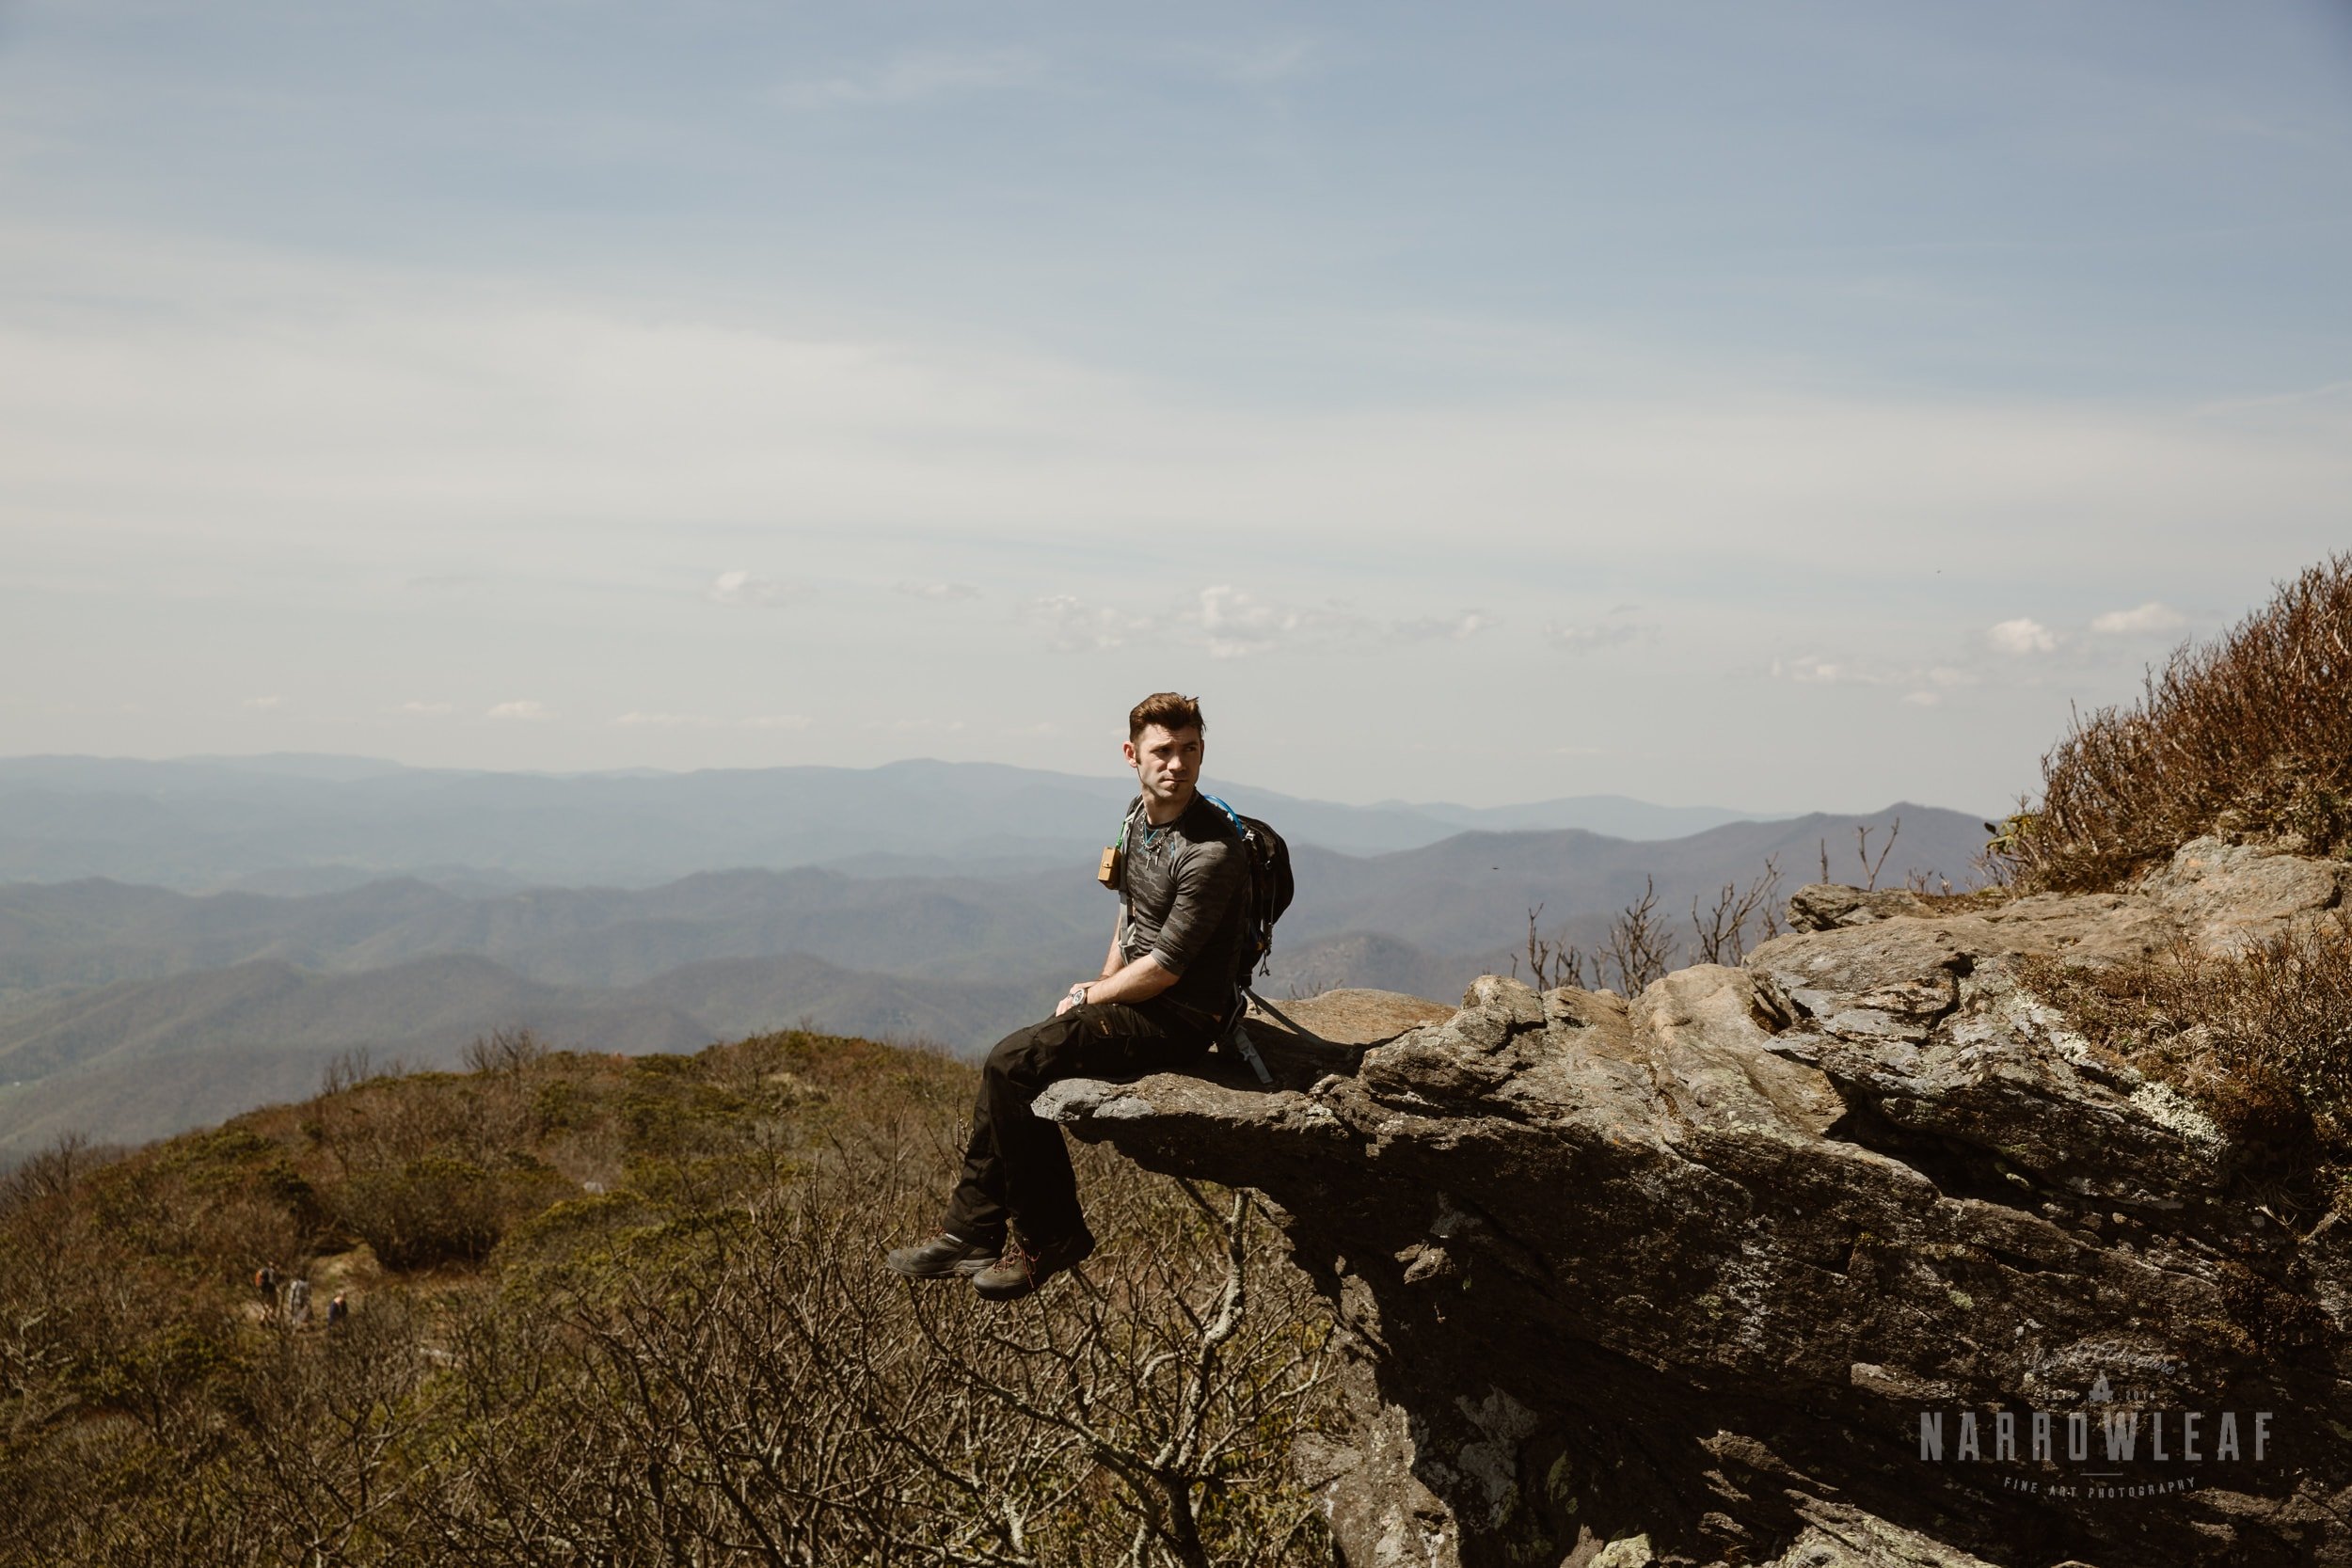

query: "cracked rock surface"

left=1041, top=843, right=2352, bottom=1567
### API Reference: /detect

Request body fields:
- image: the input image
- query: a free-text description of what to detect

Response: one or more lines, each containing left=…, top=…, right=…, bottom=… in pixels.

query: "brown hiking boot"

left=970, top=1228, right=1095, bottom=1301
left=883, top=1230, right=1001, bottom=1280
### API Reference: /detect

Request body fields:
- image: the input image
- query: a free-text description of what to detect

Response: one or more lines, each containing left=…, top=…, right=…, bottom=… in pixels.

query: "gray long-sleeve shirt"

left=1115, top=793, right=1248, bottom=1020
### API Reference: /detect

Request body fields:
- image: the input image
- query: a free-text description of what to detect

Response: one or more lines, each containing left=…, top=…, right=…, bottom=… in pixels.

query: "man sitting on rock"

left=886, top=690, right=1249, bottom=1301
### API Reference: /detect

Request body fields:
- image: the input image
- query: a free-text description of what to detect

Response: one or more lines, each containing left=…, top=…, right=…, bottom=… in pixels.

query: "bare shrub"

left=320, top=1048, right=389, bottom=1098
left=1691, top=858, right=1782, bottom=965
left=1517, top=860, right=1785, bottom=995
left=460, top=1025, right=549, bottom=1077
left=1854, top=819, right=1899, bottom=891
left=1602, top=877, right=1676, bottom=995
left=2014, top=552, right=2352, bottom=891
left=388, top=1129, right=1332, bottom=1566
left=1516, top=902, right=1595, bottom=992
left=0, top=1027, right=1337, bottom=1566
left=1, top=1132, right=118, bottom=1212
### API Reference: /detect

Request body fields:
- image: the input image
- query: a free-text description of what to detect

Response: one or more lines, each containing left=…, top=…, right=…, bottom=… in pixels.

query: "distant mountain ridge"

left=0, top=800, right=1994, bottom=1158
left=0, top=753, right=1849, bottom=889
left=0, top=803, right=1986, bottom=1010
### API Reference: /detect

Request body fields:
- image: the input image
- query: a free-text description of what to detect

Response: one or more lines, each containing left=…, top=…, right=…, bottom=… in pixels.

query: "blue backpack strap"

left=1198, top=792, right=1251, bottom=844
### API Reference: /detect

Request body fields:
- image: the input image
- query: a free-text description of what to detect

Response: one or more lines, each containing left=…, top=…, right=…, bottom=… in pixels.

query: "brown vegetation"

left=0, top=1029, right=1336, bottom=1566
left=2018, top=912, right=2352, bottom=1220
left=2006, top=552, right=2352, bottom=892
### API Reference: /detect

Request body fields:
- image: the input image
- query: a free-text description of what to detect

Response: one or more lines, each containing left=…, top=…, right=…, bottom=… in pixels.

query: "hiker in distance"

left=887, top=691, right=1254, bottom=1301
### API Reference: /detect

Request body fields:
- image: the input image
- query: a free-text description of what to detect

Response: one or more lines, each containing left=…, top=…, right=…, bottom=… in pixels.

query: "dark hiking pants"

left=944, top=999, right=1216, bottom=1246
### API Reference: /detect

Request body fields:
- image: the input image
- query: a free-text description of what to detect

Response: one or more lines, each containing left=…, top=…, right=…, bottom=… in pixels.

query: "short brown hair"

left=1128, top=691, right=1205, bottom=742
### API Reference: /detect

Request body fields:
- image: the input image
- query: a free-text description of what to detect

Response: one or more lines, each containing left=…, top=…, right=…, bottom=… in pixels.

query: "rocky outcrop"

left=1042, top=843, right=2352, bottom=1567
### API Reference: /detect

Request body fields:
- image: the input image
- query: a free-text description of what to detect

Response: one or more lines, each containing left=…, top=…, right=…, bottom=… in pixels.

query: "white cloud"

left=1393, top=610, right=1502, bottom=642
left=1776, top=654, right=1865, bottom=684
left=1025, top=587, right=1506, bottom=658
left=1984, top=617, right=2058, bottom=656
left=1193, top=584, right=1341, bottom=659
left=394, top=700, right=453, bottom=717
left=778, top=48, right=1043, bottom=109
left=1023, top=594, right=1157, bottom=653
left=1546, top=622, right=1651, bottom=654
left=1901, top=690, right=1943, bottom=707
left=10, top=224, right=2347, bottom=808
left=241, top=694, right=283, bottom=710
left=2090, top=601, right=2188, bottom=636
left=487, top=700, right=550, bottom=721
left=707, top=569, right=794, bottom=608
left=739, top=714, right=813, bottom=731
left=895, top=580, right=982, bottom=601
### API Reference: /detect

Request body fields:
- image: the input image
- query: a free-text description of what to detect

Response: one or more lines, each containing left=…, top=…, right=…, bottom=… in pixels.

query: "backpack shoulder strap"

left=1196, top=792, right=1251, bottom=844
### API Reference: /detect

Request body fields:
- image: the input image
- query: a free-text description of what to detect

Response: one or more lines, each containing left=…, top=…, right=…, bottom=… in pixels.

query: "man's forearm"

left=1100, top=933, right=1122, bottom=981
left=1077, top=954, right=1179, bottom=1006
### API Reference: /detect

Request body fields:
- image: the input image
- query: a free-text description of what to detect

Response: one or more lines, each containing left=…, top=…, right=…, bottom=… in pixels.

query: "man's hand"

left=1068, top=955, right=1180, bottom=1010
left=1055, top=984, right=1086, bottom=1017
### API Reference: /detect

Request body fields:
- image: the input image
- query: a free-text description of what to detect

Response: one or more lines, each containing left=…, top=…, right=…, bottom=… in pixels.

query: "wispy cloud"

left=240, top=694, right=284, bottom=710
left=2090, top=601, right=2188, bottom=636
left=777, top=48, right=1044, bottom=109
left=1193, top=585, right=1340, bottom=659
left=1776, top=653, right=1871, bottom=685
left=1392, top=610, right=1502, bottom=643
left=706, top=569, right=795, bottom=608
left=895, top=580, right=982, bottom=601
left=487, top=700, right=551, bottom=721
left=739, top=714, right=813, bottom=731
left=1984, top=617, right=2058, bottom=656
left=1024, top=586, right=1503, bottom=659
left=394, top=699, right=453, bottom=717
left=1773, top=657, right=1977, bottom=702
left=1022, top=594, right=1157, bottom=653
left=1215, top=38, right=1317, bottom=86
left=1545, top=621, right=1653, bottom=654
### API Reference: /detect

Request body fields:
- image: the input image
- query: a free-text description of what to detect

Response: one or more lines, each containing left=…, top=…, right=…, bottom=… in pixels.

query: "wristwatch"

left=1069, top=983, right=1090, bottom=1006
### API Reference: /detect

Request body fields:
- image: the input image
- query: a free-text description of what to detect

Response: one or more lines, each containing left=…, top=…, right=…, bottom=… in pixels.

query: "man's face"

left=1123, top=723, right=1203, bottom=804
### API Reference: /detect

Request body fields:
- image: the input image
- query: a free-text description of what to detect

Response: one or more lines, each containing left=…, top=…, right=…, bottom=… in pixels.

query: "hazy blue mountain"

left=0, top=802, right=1982, bottom=1013
left=0, top=753, right=1836, bottom=888
left=1279, top=804, right=1985, bottom=956
left=0, top=866, right=1110, bottom=1008
left=0, top=788, right=1995, bottom=1159
left=1393, top=794, right=1796, bottom=840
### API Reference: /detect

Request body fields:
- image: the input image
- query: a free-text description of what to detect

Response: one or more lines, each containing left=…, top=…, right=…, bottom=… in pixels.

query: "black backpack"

left=1196, top=793, right=1295, bottom=991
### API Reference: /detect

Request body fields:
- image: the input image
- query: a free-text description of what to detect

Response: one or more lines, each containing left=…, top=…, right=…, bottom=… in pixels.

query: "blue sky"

left=3, top=1, right=2348, bottom=812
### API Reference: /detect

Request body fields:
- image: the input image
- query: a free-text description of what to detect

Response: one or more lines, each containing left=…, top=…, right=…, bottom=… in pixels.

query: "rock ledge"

left=1047, top=843, right=2352, bottom=1567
